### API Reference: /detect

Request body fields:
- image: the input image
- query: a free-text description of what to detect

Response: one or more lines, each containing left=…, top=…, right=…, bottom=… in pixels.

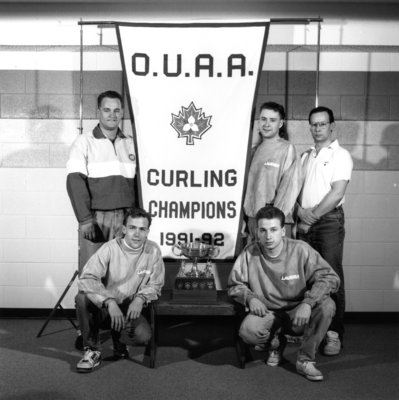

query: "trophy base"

left=172, top=276, right=217, bottom=304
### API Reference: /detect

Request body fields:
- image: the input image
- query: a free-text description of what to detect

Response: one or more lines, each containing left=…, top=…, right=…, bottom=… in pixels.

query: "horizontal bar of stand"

left=77, top=18, right=323, bottom=28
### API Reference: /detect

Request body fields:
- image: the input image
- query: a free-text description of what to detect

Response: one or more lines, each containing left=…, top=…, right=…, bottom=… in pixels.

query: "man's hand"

left=298, top=206, right=319, bottom=226
left=80, top=221, right=97, bottom=241
left=292, top=303, right=311, bottom=327
left=126, top=296, right=144, bottom=321
left=297, top=221, right=311, bottom=234
left=248, top=297, right=268, bottom=317
left=107, top=300, right=125, bottom=332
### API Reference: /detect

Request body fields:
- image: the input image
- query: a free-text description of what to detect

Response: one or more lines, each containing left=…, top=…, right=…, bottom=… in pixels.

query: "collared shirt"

left=300, top=140, right=353, bottom=209
left=66, top=124, right=136, bottom=223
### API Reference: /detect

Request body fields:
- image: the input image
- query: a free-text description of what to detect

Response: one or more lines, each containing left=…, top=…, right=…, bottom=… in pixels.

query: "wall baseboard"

left=0, top=308, right=398, bottom=324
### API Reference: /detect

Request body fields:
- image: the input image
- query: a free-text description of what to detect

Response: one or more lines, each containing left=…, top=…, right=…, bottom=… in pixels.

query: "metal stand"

left=36, top=21, right=86, bottom=343
left=36, top=270, right=79, bottom=338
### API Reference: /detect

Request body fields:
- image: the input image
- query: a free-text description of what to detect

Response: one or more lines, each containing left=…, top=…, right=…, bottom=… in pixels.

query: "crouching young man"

left=75, top=207, right=165, bottom=373
left=228, top=206, right=339, bottom=381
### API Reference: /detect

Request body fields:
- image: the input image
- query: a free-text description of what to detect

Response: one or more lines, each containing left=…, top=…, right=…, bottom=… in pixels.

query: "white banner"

left=117, top=22, right=269, bottom=259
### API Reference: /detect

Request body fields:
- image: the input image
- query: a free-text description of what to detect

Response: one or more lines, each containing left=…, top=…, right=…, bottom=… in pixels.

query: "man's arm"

left=312, top=180, right=349, bottom=218
left=126, top=246, right=165, bottom=320
left=298, top=147, right=353, bottom=226
left=296, top=180, right=348, bottom=228
left=227, top=250, right=268, bottom=316
left=78, top=244, right=127, bottom=331
left=134, top=246, right=165, bottom=302
left=77, top=244, right=115, bottom=308
left=273, top=144, right=303, bottom=219
left=227, top=251, right=252, bottom=306
left=66, top=136, right=97, bottom=240
left=302, top=247, right=340, bottom=308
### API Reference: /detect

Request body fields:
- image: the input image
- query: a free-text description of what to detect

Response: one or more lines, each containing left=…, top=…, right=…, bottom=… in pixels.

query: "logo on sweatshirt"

left=281, top=274, right=299, bottom=281
left=137, top=269, right=151, bottom=276
left=264, top=161, right=280, bottom=168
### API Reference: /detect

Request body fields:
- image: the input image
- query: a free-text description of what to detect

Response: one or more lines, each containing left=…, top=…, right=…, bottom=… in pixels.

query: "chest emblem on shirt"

left=281, top=274, right=299, bottom=281
left=264, top=161, right=280, bottom=168
left=137, top=269, right=151, bottom=276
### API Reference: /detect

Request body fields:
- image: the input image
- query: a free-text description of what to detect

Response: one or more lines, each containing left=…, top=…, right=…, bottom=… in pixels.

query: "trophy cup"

left=171, top=241, right=220, bottom=304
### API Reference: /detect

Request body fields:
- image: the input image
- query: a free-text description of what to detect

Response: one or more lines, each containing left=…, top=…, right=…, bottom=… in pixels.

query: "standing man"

left=244, top=102, right=302, bottom=242
left=67, top=90, right=136, bottom=265
left=296, top=106, right=353, bottom=356
left=75, top=207, right=165, bottom=373
left=228, top=206, right=339, bottom=381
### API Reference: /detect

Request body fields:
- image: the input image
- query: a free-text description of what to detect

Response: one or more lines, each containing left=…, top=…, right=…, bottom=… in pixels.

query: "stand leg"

left=36, top=270, right=79, bottom=338
left=149, top=302, right=156, bottom=368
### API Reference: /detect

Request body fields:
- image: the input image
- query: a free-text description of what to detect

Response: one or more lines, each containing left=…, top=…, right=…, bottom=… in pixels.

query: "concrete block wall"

left=0, top=18, right=398, bottom=311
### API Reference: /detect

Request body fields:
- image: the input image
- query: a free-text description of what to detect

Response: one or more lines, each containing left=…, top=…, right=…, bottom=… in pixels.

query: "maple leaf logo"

left=170, top=102, right=212, bottom=145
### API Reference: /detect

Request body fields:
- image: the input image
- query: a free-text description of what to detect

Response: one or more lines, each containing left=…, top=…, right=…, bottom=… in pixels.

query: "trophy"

left=171, top=241, right=220, bottom=303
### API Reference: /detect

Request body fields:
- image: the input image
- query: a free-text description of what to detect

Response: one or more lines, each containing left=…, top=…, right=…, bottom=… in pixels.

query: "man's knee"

left=314, top=297, right=336, bottom=320
left=122, top=317, right=152, bottom=345
left=75, top=292, right=90, bottom=309
left=134, top=322, right=152, bottom=345
left=239, top=313, right=275, bottom=345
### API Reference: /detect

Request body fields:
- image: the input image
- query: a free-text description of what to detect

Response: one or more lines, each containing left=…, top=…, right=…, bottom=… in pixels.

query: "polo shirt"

left=300, top=140, right=353, bottom=209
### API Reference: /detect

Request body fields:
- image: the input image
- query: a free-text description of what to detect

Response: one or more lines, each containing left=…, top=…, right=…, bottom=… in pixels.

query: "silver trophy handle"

left=172, top=243, right=183, bottom=256
left=208, top=246, right=220, bottom=258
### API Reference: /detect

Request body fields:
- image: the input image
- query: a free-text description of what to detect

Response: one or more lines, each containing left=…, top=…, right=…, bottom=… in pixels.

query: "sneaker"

left=265, top=335, right=286, bottom=367
left=296, top=360, right=323, bottom=381
left=266, top=349, right=281, bottom=367
left=323, top=331, right=341, bottom=356
left=113, top=339, right=129, bottom=360
left=76, top=348, right=101, bottom=373
left=113, top=345, right=129, bottom=359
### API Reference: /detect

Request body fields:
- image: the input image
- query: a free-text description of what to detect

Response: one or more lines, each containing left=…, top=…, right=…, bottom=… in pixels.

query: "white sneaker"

left=76, top=348, right=101, bottom=373
left=296, top=360, right=323, bottom=381
left=266, top=349, right=282, bottom=367
left=323, top=330, right=341, bottom=356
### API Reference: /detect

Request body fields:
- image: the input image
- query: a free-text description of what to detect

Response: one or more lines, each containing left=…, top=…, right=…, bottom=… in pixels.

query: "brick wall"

left=0, top=34, right=398, bottom=311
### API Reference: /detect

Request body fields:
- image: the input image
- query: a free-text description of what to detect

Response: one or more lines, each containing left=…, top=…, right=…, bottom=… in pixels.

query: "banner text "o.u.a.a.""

left=131, top=53, right=254, bottom=78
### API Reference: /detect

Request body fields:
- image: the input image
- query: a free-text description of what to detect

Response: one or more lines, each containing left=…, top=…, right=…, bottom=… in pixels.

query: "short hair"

left=97, top=90, right=124, bottom=109
left=123, top=207, right=152, bottom=228
left=259, top=101, right=286, bottom=120
left=259, top=101, right=287, bottom=139
left=255, top=206, right=285, bottom=227
left=308, top=106, right=335, bottom=124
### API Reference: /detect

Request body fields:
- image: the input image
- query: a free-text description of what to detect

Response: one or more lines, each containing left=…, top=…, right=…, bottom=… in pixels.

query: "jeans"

left=78, top=209, right=126, bottom=271
left=75, top=293, right=152, bottom=351
left=297, top=207, right=346, bottom=340
left=239, top=298, right=335, bottom=361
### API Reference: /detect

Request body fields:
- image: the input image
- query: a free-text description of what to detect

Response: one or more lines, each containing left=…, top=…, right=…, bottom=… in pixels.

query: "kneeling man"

left=228, top=206, right=339, bottom=381
left=75, top=207, right=165, bottom=372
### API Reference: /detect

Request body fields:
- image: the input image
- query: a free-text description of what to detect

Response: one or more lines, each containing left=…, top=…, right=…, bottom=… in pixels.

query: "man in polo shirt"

left=67, top=90, right=136, bottom=265
left=296, top=106, right=353, bottom=356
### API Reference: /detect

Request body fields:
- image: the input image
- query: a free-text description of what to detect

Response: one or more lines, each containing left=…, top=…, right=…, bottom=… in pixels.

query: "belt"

left=327, top=205, right=343, bottom=213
